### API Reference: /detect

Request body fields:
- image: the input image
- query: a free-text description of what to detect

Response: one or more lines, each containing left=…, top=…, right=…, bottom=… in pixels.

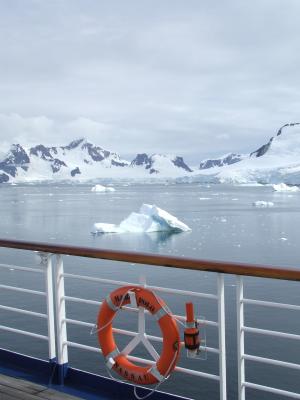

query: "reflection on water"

left=93, top=229, right=190, bottom=250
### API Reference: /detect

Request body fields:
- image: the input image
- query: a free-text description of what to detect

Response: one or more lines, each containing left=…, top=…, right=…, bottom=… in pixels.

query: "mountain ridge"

left=1, top=124, right=300, bottom=184
left=186, top=123, right=300, bottom=184
left=0, top=138, right=194, bottom=183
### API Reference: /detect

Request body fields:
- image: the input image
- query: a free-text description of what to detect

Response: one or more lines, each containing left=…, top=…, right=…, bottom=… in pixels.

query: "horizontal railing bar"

left=244, top=381, right=300, bottom=399
left=62, top=296, right=145, bottom=313
left=63, top=296, right=148, bottom=316
left=64, top=296, right=151, bottom=316
left=65, top=319, right=160, bottom=340
left=142, top=331, right=218, bottom=354
left=63, top=273, right=135, bottom=287
left=0, top=284, right=45, bottom=296
left=66, top=341, right=101, bottom=353
left=63, top=295, right=217, bottom=327
left=63, top=296, right=149, bottom=316
left=145, top=284, right=217, bottom=300
left=64, top=295, right=102, bottom=306
left=244, top=354, right=300, bottom=370
left=0, top=305, right=47, bottom=319
left=65, top=341, right=219, bottom=380
left=0, top=264, right=44, bottom=274
left=128, top=355, right=220, bottom=380
left=243, top=298, right=300, bottom=311
left=0, top=238, right=300, bottom=281
left=0, top=325, right=48, bottom=340
left=174, top=314, right=218, bottom=327
left=65, top=319, right=95, bottom=328
left=65, top=319, right=218, bottom=354
left=63, top=274, right=217, bottom=300
left=243, top=326, right=300, bottom=340
left=175, top=365, right=220, bottom=381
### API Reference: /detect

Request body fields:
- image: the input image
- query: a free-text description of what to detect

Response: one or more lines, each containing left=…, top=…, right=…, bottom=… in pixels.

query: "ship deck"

left=1, top=239, right=300, bottom=400
left=0, top=373, right=82, bottom=400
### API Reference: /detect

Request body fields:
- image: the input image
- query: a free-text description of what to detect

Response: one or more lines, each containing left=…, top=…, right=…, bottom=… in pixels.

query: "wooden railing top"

left=0, top=238, right=299, bottom=281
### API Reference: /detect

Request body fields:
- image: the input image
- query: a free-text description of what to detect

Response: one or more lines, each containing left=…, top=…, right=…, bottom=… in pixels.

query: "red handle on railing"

left=184, top=302, right=200, bottom=352
left=186, top=302, right=195, bottom=323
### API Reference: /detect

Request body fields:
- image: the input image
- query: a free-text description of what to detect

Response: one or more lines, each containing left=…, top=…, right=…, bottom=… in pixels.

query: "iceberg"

left=91, top=184, right=115, bottom=192
left=252, top=201, right=274, bottom=208
left=92, top=204, right=191, bottom=234
left=272, top=183, right=299, bottom=192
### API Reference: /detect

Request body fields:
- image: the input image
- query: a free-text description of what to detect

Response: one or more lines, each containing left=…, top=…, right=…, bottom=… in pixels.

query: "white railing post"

left=217, top=273, right=227, bottom=400
left=236, top=276, right=245, bottom=400
left=139, top=274, right=146, bottom=336
left=54, top=254, right=68, bottom=383
left=41, top=252, right=56, bottom=362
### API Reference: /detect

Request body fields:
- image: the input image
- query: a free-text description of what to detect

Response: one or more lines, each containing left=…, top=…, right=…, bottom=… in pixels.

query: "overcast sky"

left=0, top=0, right=300, bottom=163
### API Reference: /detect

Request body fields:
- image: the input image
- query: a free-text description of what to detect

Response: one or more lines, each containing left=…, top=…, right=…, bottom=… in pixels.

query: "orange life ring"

left=97, top=285, right=180, bottom=385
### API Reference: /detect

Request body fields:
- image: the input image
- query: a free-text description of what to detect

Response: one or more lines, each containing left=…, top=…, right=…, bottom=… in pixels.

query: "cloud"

left=0, top=1, right=300, bottom=162
left=0, top=113, right=110, bottom=148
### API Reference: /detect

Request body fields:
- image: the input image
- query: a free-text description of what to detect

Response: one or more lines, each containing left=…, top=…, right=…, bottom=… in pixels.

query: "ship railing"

left=0, top=239, right=300, bottom=400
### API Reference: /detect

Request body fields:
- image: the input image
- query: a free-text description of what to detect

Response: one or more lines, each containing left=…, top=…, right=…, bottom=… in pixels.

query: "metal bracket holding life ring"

left=97, top=285, right=180, bottom=385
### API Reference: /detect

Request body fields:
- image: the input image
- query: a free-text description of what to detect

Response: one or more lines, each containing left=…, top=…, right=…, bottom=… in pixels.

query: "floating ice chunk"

left=199, top=197, right=211, bottom=200
left=93, top=223, right=123, bottom=233
left=140, top=204, right=191, bottom=232
left=92, top=204, right=191, bottom=234
left=119, top=212, right=162, bottom=233
left=252, top=201, right=274, bottom=207
left=272, top=183, right=299, bottom=192
left=91, top=184, right=115, bottom=192
left=280, top=237, right=288, bottom=241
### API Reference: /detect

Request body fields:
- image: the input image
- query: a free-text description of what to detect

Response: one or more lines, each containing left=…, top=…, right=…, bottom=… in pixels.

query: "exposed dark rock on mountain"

left=51, top=159, right=67, bottom=173
left=63, top=138, right=85, bottom=151
left=131, top=153, right=152, bottom=167
left=111, top=160, right=128, bottom=167
left=0, top=144, right=30, bottom=177
left=71, top=167, right=81, bottom=177
left=173, top=156, right=193, bottom=172
left=82, top=142, right=107, bottom=161
left=250, top=138, right=273, bottom=158
left=0, top=173, right=9, bottom=183
left=30, top=145, right=54, bottom=160
left=131, top=153, right=192, bottom=174
left=199, top=153, right=243, bottom=169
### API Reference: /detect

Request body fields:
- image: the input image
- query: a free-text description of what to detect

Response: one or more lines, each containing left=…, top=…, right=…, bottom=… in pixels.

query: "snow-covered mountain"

left=0, top=138, right=193, bottom=183
left=131, top=153, right=192, bottom=174
left=199, top=153, right=245, bottom=170
left=2, top=124, right=300, bottom=185
left=186, top=123, right=300, bottom=185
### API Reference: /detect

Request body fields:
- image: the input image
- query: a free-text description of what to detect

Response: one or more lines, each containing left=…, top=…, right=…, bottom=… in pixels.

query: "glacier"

left=92, top=204, right=191, bottom=234
left=184, top=124, right=300, bottom=185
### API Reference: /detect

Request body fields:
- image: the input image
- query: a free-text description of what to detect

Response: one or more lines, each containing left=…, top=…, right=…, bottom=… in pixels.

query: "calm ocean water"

left=0, top=183, right=300, bottom=399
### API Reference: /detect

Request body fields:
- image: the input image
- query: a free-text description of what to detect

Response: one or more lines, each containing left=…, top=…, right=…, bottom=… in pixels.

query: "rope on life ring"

left=97, top=285, right=180, bottom=385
